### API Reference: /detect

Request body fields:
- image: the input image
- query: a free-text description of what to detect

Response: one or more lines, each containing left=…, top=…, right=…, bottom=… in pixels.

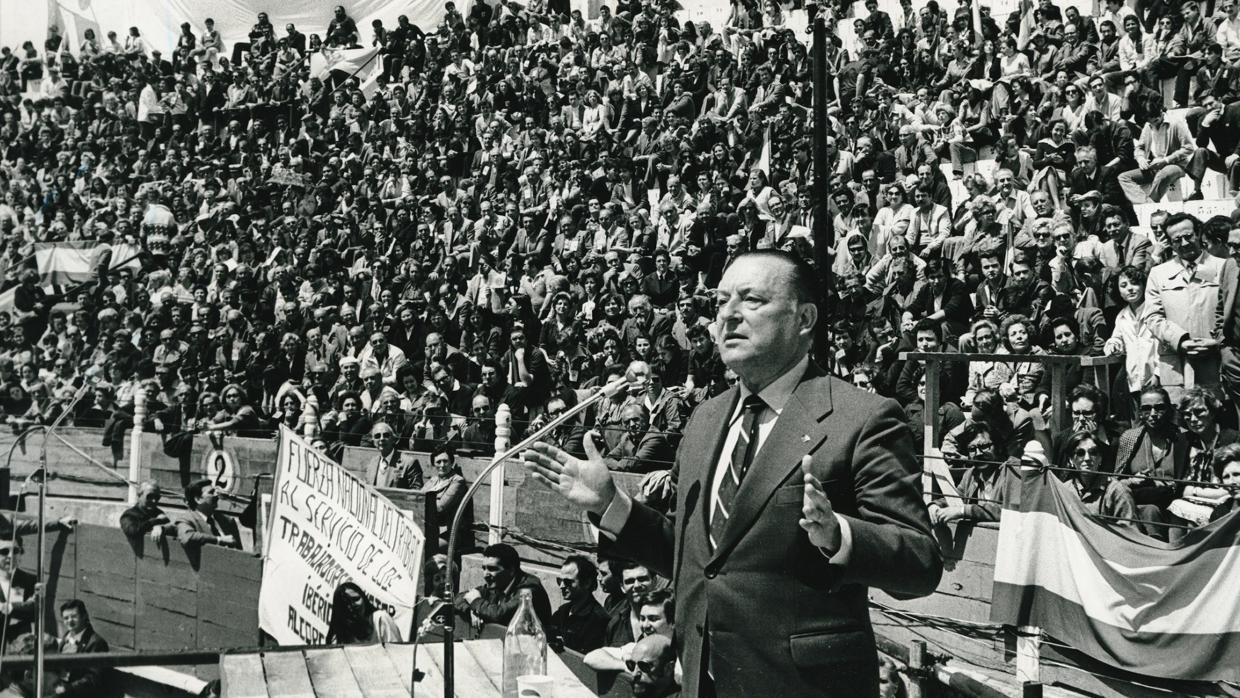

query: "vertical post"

left=1048, top=364, right=1068, bottom=434
left=907, top=640, right=927, bottom=698
left=1016, top=625, right=1042, bottom=684
left=128, top=388, right=147, bottom=506
left=924, top=359, right=943, bottom=444
left=490, top=405, right=511, bottom=546
left=811, top=15, right=835, bottom=364
left=302, top=394, right=318, bottom=440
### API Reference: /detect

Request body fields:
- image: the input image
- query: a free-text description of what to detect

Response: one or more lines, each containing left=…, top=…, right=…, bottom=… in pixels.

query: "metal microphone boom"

left=440, top=376, right=629, bottom=697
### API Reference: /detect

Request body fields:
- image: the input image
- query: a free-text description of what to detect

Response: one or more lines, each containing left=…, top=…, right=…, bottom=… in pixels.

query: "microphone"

left=441, top=375, right=628, bottom=697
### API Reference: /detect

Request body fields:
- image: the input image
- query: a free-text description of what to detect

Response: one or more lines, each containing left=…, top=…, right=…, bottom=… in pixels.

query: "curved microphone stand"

left=440, top=376, right=628, bottom=697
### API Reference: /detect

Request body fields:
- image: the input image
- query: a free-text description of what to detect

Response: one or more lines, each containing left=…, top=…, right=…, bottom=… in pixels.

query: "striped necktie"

left=710, top=395, right=766, bottom=550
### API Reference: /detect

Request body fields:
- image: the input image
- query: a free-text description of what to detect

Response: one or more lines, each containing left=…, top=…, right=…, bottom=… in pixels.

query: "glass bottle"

left=502, top=588, right=547, bottom=698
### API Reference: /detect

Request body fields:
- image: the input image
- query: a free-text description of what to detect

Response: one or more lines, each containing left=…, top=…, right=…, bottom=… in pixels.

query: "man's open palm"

left=524, top=436, right=617, bottom=516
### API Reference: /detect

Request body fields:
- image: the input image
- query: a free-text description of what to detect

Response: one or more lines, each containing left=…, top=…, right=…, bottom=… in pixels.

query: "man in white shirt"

left=1118, top=99, right=1198, bottom=203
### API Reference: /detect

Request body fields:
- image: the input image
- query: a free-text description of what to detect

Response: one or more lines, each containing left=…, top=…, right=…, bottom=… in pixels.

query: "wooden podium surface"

left=221, top=639, right=597, bottom=697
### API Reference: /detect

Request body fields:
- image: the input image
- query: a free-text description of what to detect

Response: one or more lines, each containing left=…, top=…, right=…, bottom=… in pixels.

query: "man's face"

left=982, top=256, right=1001, bottom=281
left=1168, top=220, right=1202, bottom=261
left=140, top=486, right=162, bottom=512
left=1183, top=3, right=1199, bottom=24
left=1138, top=390, right=1172, bottom=430
left=636, top=603, right=669, bottom=639
left=482, top=555, right=514, bottom=590
left=1031, top=193, right=1052, bottom=217
left=371, top=427, right=396, bottom=452
left=621, top=566, right=653, bottom=602
left=1071, top=397, right=1098, bottom=432
left=556, top=562, right=586, bottom=602
left=62, top=608, right=86, bottom=634
left=198, top=485, right=220, bottom=513
left=915, top=329, right=940, bottom=353
left=714, top=258, right=811, bottom=381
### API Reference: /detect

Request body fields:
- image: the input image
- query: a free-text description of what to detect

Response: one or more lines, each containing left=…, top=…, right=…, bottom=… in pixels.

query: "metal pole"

left=811, top=15, right=836, bottom=367
left=34, top=384, right=91, bottom=696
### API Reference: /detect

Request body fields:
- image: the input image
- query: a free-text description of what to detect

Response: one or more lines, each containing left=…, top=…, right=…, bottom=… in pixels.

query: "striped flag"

left=34, top=241, right=141, bottom=288
left=990, top=469, right=1240, bottom=682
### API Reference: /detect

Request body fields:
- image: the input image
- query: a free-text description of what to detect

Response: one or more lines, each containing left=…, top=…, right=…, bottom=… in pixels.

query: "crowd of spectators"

left=5, top=0, right=1240, bottom=683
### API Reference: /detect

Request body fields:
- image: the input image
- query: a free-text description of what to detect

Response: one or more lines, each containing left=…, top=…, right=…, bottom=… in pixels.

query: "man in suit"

left=175, top=479, right=243, bottom=550
left=0, top=535, right=36, bottom=636
left=364, top=423, right=424, bottom=489
left=605, top=404, right=676, bottom=473
left=119, top=480, right=172, bottom=541
left=55, top=599, right=110, bottom=696
left=1099, top=206, right=1152, bottom=272
left=908, top=255, right=974, bottom=343
left=526, top=250, right=942, bottom=697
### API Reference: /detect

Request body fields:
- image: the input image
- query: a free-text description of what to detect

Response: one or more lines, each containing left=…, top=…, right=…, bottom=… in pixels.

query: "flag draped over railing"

left=33, top=241, right=141, bottom=287
left=991, top=469, right=1240, bottom=682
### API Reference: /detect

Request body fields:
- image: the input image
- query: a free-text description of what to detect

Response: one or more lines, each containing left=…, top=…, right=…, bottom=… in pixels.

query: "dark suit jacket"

left=600, top=363, right=942, bottom=697
left=605, top=431, right=676, bottom=473
left=175, top=511, right=243, bottom=549
left=907, top=278, right=975, bottom=341
left=56, top=625, right=110, bottom=697
left=363, top=450, right=425, bottom=489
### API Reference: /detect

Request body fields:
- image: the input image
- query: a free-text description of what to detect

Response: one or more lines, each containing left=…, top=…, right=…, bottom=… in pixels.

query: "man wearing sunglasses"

left=629, top=633, right=678, bottom=698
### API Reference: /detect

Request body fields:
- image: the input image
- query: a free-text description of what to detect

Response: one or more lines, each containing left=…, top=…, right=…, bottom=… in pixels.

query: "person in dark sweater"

left=454, top=543, right=552, bottom=629
left=548, top=555, right=610, bottom=653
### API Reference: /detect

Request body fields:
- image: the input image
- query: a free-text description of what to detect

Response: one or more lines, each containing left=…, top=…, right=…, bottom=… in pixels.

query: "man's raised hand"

left=524, top=436, right=617, bottom=517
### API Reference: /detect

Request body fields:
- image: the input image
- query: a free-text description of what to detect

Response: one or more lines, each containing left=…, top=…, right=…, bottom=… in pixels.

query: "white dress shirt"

left=600, top=354, right=853, bottom=564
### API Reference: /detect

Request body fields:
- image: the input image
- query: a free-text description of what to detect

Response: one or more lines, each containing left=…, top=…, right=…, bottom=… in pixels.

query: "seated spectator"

left=549, top=554, right=609, bottom=653
left=175, top=479, right=242, bottom=550
left=932, top=422, right=1018, bottom=524
left=604, top=562, right=657, bottom=648
left=326, top=581, right=401, bottom=644
left=628, top=633, right=679, bottom=698
left=1167, top=387, right=1240, bottom=527
left=1207, top=444, right=1240, bottom=522
left=454, top=543, right=551, bottom=628
left=1057, top=430, right=1139, bottom=524
left=363, top=422, right=424, bottom=489
left=605, top=403, right=674, bottom=473
left=55, top=599, right=109, bottom=696
left=119, top=480, right=171, bottom=541
left=1114, top=386, right=1188, bottom=533
left=585, top=589, right=674, bottom=671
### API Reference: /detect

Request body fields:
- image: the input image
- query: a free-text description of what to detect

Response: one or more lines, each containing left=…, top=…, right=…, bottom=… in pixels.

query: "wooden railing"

left=900, top=351, right=1125, bottom=449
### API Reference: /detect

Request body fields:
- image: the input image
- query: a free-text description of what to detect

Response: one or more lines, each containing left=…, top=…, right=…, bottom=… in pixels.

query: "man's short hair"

left=1164, top=211, right=1200, bottom=234
left=184, top=479, right=212, bottom=511
left=912, top=318, right=942, bottom=341
left=636, top=589, right=674, bottom=620
left=563, top=554, right=598, bottom=591
left=483, top=543, right=520, bottom=572
left=60, top=599, right=88, bottom=618
left=731, top=250, right=820, bottom=304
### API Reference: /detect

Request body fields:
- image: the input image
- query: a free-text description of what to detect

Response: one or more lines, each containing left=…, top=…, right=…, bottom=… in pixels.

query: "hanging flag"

left=309, top=46, right=380, bottom=81
left=990, top=469, right=1240, bottom=682
left=53, top=0, right=102, bottom=52
left=33, top=241, right=141, bottom=287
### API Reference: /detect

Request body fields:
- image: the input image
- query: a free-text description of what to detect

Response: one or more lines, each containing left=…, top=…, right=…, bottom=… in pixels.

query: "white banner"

left=259, top=425, right=424, bottom=645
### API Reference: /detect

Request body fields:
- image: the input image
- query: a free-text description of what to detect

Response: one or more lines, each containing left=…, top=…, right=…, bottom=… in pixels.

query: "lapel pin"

left=801, top=435, right=811, bottom=443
